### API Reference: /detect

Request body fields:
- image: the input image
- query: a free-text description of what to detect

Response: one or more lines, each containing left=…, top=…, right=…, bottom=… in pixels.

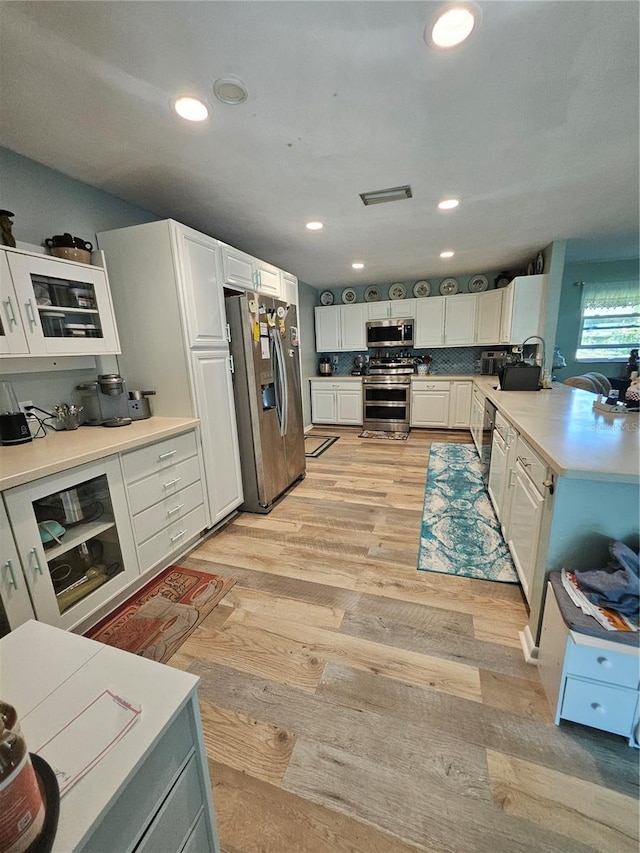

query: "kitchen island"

left=474, top=378, right=638, bottom=660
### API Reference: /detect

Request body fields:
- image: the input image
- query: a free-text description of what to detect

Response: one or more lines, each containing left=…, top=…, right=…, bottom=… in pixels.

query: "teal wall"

left=0, top=146, right=159, bottom=250
left=555, top=257, right=640, bottom=379
left=0, top=147, right=160, bottom=410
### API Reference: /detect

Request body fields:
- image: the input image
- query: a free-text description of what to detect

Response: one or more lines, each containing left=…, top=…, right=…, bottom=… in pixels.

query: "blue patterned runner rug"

left=418, top=443, right=518, bottom=583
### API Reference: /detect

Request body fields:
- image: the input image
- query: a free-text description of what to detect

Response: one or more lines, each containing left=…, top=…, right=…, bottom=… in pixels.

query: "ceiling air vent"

left=359, top=185, right=413, bottom=206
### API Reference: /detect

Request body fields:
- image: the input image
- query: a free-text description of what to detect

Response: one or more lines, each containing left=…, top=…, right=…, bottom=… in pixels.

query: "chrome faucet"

left=521, top=335, right=546, bottom=369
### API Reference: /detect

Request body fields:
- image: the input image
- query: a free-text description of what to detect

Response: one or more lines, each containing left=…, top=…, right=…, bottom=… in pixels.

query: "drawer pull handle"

left=167, top=504, right=185, bottom=516
left=597, top=656, right=612, bottom=669
left=590, top=702, right=606, bottom=714
left=4, top=559, right=18, bottom=589
left=170, top=529, right=187, bottom=543
left=158, top=450, right=177, bottom=460
left=163, top=477, right=182, bottom=489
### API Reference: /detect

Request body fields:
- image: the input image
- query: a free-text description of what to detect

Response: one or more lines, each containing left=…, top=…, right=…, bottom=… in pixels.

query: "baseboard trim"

left=519, top=624, right=539, bottom=664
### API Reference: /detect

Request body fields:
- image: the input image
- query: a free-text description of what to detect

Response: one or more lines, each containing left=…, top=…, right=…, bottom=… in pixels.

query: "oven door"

left=481, top=399, right=497, bottom=485
left=363, top=382, right=410, bottom=432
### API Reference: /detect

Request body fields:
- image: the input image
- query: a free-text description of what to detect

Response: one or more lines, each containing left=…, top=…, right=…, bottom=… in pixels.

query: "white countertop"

left=476, top=378, right=638, bottom=483
left=0, top=417, right=200, bottom=491
left=310, top=375, right=365, bottom=382
left=311, top=373, right=475, bottom=382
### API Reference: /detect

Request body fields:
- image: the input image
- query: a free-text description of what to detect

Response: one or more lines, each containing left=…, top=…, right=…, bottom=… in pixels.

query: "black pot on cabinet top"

left=45, top=233, right=93, bottom=252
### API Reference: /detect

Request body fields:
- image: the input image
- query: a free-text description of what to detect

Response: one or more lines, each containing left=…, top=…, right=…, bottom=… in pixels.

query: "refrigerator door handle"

left=271, top=327, right=288, bottom=436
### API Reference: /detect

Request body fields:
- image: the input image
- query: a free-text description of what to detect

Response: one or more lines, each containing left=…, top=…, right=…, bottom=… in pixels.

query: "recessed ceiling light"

left=427, top=4, right=478, bottom=49
left=440, top=251, right=455, bottom=258
left=306, top=221, right=323, bottom=231
left=173, top=96, right=209, bottom=122
left=352, top=262, right=364, bottom=270
left=213, top=76, right=248, bottom=105
left=438, top=198, right=460, bottom=210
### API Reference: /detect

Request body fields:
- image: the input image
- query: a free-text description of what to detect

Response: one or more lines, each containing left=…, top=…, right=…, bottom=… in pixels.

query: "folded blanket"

left=574, top=540, right=639, bottom=616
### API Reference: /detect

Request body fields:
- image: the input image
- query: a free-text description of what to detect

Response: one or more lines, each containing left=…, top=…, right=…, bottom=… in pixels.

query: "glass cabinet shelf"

left=43, top=519, right=116, bottom=561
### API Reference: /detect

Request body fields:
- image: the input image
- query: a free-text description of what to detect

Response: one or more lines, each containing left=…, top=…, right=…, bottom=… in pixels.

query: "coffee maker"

left=0, top=381, right=32, bottom=445
left=76, top=374, right=132, bottom=427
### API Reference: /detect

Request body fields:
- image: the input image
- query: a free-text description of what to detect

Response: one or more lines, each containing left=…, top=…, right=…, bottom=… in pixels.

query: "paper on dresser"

left=34, top=690, right=141, bottom=796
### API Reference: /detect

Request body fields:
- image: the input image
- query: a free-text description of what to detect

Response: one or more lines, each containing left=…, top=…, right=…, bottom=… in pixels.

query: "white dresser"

left=539, top=582, right=640, bottom=747
left=0, top=621, right=220, bottom=851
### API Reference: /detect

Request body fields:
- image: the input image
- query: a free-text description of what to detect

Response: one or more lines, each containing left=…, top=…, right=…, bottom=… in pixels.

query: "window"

left=576, top=280, right=640, bottom=361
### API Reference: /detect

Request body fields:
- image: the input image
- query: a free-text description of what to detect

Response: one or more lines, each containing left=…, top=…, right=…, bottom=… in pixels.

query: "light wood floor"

left=172, top=426, right=639, bottom=853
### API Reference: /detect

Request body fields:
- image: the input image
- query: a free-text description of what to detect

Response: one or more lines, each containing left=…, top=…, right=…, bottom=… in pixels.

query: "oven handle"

left=363, top=382, right=411, bottom=389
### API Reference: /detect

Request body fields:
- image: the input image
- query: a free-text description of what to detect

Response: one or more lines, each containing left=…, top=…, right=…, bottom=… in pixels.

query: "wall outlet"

left=18, top=400, right=33, bottom=414
left=332, top=356, right=339, bottom=366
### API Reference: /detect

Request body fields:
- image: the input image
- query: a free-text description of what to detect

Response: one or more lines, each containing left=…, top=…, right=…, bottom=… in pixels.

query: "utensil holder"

left=417, top=364, right=429, bottom=376
left=58, top=414, right=80, bottom=430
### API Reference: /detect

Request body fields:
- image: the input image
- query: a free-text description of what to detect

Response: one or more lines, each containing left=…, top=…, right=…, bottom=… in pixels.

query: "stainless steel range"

left=362, top=357, right=414, bottom=432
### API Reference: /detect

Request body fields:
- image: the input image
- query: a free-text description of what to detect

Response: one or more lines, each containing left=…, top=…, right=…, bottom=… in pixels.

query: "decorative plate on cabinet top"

left=389, top=283, right=406, bottom=300
left=319, top=290, right=334, bottom=306
left=364, top=285, right=382, bottom=302
left=341, top=287, right=357, bottom=304
left=495, top=274, right=511, bottom=289
left=439, top=278, right=459, bottom=295
left=468, top=275, right=488, bottom=293
left=526, top=260, right=535, bottom=276
left=413, top=280, right=431, bottom=297
left=535, top=251, right=545, bottom=274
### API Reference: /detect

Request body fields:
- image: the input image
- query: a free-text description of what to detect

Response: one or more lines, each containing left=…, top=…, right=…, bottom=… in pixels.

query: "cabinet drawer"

left=566, top=641, right=639, bottom=689
left=137, top=754, right=204, bottom=853
left=122, top=431, right=197, bottom=484
left=495, top=410, right=511, bottom=437
left=514, top=434, right=547, bottom=493
left=137, top=504, right=206, bottom=572
left=311, top=380, right=359, bottom=392
left=127, top=455, right=202, bottom=516
left=412, top=380, right=450, bottom=391
left=133, top=480, right=205, bottom=545
left=561, top=677, right=637, bottom=736
left=81, top=705, right=193, bottom=852
left=181, top=811, right=210, bottom=853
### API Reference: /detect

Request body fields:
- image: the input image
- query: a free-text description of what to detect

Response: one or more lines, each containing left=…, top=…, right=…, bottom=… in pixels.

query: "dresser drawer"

left=127, top=455, right=202, bottom=516
left=137, top=504, right=207, bottom=573
left=566, top=640, right=639, bottom=689
left=133, top=480, right=205, bottom=545
left=137, top=754, right=204, bottom=853
left=122, top=431, right=198, bottom=484
left=514, top=434, right=547, bottom=494
left=561, top=677, right=638, bottom=736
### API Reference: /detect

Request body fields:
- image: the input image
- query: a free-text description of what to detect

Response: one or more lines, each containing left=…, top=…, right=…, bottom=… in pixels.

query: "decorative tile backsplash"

left=316, top=347, right=486, bottom=376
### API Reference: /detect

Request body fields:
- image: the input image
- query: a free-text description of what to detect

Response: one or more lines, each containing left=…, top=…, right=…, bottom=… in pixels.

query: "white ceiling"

left=1, top=1, right=638, bottom=287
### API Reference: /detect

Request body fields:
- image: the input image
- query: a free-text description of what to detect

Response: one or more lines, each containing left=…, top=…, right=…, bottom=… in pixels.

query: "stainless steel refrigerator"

left=225, top=291, right=306, bottom=513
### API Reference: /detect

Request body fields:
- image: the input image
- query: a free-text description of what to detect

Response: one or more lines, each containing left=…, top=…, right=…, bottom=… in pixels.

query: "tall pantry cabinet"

left=97, top=221, right=243, bottom=527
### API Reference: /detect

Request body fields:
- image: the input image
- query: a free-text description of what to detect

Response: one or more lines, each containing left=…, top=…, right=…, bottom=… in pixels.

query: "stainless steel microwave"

left=366, top=319, right=414, bottom=348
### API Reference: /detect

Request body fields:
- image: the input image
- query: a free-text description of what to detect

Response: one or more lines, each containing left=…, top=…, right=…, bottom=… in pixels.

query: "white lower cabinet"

left=504, top=436, right=549, bottom=603
left=470, top=386, right=485, bottom=452
left=310, top=380, right=363, bottom=425
left=0, top=499, right=35, bottom=636
left=3, top=456, right=139, bottom=631
left=1, top=621, right=220, bottom=851
left=487, top=428, right=509, bottom=522
left=121, top=430, right=208, bottom=574
left=410, top=381, right=450, bottom=427
left=449, top=381, right=472, bottom=428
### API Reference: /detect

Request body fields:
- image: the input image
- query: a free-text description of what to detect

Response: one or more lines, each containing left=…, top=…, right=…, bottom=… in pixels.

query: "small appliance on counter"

left=318, top=357, right=334, bottom=376
left=128, top=389, right=156, bottom=420
left=498, top=363, right=541, bottom=391
left=480, top=350, right=509, bottom=375
left=351, top=355, right=369, bottom=376
left=0, top=381, right=32, bottom=446
left=76, top=374, right=132, bottom=426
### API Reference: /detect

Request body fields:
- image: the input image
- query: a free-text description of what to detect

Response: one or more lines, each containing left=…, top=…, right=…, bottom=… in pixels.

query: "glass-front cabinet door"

left=0, top=499, right=35, bottom=638
left=2, top=249, right=120, bottom=355
left=4, top=457, right=138, bottom=630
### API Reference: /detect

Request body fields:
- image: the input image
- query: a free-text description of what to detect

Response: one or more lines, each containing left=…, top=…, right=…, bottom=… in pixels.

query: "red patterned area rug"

left=85, top=566, right=236, bottom=663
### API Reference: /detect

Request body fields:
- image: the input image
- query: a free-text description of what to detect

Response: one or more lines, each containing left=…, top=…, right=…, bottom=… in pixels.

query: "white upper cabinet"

left=253, top=259, right=281, bottom=298
left=415, top=297, right=446, bottom=347
left=220, top=243, right=255, bottom=292
left=475, top=289, right=503, bottom=345
left=444, top=294, right=477, bottom=345
left=314, top=304, right=367, bottom=352
left=1, top=247, right=120, bottom=357
left=368, top=299, right=417, bottom=320
left=500, top=274, right=548, bottom=344
left=281, top=272, right=299, bottom=307
left=171, top=224, right=227, bottom=349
